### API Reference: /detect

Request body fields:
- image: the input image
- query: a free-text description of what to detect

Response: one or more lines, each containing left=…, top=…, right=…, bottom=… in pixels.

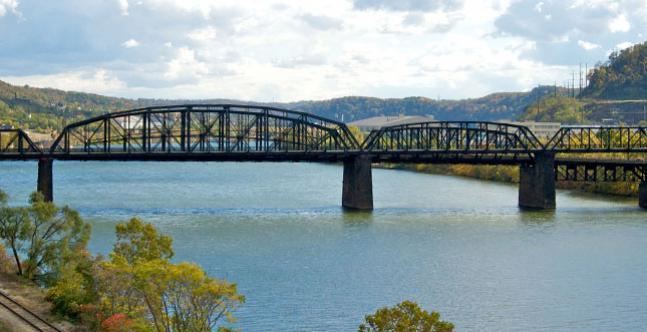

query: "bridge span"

left=1, top=104, right=646, bottom=210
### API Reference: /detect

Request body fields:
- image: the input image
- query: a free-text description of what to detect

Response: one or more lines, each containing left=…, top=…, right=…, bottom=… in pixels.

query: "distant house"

left=349, top=115, right=435, bottom=132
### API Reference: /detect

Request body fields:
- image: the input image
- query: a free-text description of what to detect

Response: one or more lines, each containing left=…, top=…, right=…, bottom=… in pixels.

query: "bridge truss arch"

left=546, top=126, right=647, bottom=152
left=49, top=104, right=361, bottom=160
left=362, top=121, right=543, bottom=163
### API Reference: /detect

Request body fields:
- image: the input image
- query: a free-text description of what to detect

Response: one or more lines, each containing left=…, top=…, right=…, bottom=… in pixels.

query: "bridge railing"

left=49, top=104, right=361, bottom=155
left=546, top=126, right=647, bottom=152
left=0, top=129, right=42, bottom=156
left=362, top=121, right=543, bottom=155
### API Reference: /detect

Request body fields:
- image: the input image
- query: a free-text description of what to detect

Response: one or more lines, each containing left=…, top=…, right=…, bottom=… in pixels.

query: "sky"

left=0, top=0, right=645, bottom=102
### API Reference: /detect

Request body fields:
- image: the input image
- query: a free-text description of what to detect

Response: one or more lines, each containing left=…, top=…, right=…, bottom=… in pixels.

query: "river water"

left=1, top=161, right=646, bottom=331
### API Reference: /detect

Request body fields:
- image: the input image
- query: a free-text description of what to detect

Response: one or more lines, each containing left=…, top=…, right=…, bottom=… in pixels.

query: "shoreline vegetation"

left=377, top=163, right=640, bottom=197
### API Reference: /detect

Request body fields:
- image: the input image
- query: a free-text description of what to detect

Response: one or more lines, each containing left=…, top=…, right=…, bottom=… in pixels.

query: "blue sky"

left=0, top=0, right=645, bottom=101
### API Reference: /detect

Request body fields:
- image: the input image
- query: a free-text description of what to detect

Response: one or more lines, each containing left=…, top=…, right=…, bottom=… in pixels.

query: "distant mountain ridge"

left=0, top=79, right=556, bottom=132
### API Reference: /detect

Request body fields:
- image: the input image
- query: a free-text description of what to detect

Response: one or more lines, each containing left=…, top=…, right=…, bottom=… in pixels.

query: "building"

left=348, top=115, right=435, bottom=132
left=505, top=121, right=561, bottom=140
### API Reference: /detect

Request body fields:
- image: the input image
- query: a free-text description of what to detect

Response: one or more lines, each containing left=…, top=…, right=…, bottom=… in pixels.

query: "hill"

left=283, top=87, right=553, bottom=123
left=519, top=95, right=585, bottom=124
left=581, top=41, right=647, bottom=100
left=0, top=79, right=556, bottom=132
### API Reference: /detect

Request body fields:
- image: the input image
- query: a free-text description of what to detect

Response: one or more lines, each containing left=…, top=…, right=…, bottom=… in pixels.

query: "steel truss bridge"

left=1, top=104, right=646, bottom=210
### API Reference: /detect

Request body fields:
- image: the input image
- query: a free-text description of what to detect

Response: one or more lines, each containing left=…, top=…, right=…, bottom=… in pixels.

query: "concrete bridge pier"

left=37, top=158, right=53, bottom=202
left=342, top=154, right=373, bottom=210
left=518, top=151, right=556, bottom=210
left=639, top=182, right=647, bottom=209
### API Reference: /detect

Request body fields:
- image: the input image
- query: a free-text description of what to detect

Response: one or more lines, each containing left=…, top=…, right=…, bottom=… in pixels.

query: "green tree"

left=22, top=192, right=91, bottom=281
left=359, top=301, right=454, bottom=332
left=46, top=250, right=99, bottom=320
left=0, top=190, right=27, bottom=275
left=0, top=190, right=91, bottom=281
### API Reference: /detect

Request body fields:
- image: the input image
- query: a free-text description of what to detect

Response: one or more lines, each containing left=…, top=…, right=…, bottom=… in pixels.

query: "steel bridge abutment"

left=518, top=151, right=555, bottom=210
left=37, top=158, right=53, bottom=202
left=342, top=154, right=373, bottom=210
left=639, top=182, right=647, bottom=209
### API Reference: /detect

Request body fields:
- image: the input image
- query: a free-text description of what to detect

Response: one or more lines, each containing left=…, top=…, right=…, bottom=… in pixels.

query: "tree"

left=97, top=218, right=244, bottom=331
left=46, top=248, right=101, bottom=321
left=359, top=301, right=454, bottom=332
left=0, top=190, right=91, bottom=281
left=23, top=192, right=91, bottom=281
left=113, top=217, right=173, bottom=264
left=0, top=193, right=28, bottom=275
left=132, top=259, right=243, bottom=332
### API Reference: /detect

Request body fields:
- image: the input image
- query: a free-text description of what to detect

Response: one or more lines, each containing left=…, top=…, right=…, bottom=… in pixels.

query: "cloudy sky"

left=0, top=0, right=645, bottom=101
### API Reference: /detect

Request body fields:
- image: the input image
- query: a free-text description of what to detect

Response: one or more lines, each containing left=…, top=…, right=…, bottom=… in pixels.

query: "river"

left=1, top=161, right=646, bottom=331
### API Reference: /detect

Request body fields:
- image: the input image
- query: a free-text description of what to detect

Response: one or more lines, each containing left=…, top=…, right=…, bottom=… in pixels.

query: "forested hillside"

left=284, top=87, right=553, bottom=123
left=581, top=41, right=647, bottom=100
left=519, top=95, right=585, bottom=124
left=0, top=79, right=556, bottom=132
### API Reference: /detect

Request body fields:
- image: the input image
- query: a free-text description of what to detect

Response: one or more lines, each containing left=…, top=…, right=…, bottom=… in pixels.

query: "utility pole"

left=572, top=71, right=575, bottom=98
left=579, top=63, right=582, bottom=96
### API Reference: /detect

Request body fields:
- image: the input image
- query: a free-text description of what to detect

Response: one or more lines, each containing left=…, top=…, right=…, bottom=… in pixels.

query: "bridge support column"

left=37, top=158, right=53, bottom=202
left=519, top=152, right=555, bottom=209
left=639, top=182, right=647, bottom=209
left=342, top=155, right=373, bottom=210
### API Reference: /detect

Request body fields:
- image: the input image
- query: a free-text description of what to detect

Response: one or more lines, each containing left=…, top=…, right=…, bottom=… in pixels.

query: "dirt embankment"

left=0, top=273, right=75, bottom=332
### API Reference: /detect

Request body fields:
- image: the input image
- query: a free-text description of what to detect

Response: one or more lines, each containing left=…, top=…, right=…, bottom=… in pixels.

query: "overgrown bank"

left=380, top=163, right=640, bottom=197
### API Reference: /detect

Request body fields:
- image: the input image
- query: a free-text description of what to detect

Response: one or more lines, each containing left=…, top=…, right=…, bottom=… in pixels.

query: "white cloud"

left=577, top=40, right=601, bottom=50
left=299, top=14, right=342, bottom=30
left=495, top=1, right=645, bottom=65
left=163, top=47, right=209, bottom=81
left=0, top=0, right=19, bottom=17
left=122, top=38, right=140, bottom=48
left=1, top=0, right=645, bottom=102
left=187, top=26, right=217, bottom=42
left=615, top=41, right=634, bottom=50
left=1, top=69, right=126, bottom=95
left=117, top=0, right=129, bottom=16
left=608, top=14, right=631, bottom=33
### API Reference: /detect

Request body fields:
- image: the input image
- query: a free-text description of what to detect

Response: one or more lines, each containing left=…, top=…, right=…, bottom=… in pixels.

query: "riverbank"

left=378, top=163, right=640, bottom=197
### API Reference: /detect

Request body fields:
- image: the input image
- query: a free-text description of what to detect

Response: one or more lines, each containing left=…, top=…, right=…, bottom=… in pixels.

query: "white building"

left=506, top=121, right=561, bottom=140
left=349, top=115, right=435, bottom=132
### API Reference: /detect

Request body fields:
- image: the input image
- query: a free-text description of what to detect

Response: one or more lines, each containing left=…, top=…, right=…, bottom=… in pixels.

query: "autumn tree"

left=97, top=218, right=244, bottom=331
left=359, top=301, right=454, bottom=332
left=113, top=217, right=173, bottom=264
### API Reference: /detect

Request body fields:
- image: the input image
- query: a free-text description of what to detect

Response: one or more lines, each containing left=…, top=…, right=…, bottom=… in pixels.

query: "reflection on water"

left=0, top=161, right=645, bottom=331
